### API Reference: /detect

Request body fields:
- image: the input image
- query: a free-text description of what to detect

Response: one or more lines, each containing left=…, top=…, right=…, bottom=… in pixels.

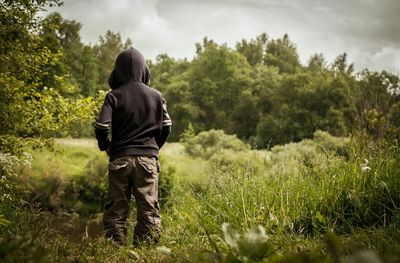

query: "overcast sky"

left=48, top=0, right=400, bottom=73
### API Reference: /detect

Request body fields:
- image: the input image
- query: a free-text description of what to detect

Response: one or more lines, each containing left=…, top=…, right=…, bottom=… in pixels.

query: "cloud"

left=352, top=47, right=400, bottom=73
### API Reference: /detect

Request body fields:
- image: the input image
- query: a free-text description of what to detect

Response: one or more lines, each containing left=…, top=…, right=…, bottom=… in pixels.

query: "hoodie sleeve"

left=156, top=96, right=172, bottom=149
left=162, top=96, right=172, bottom=127
left=94, top=92, right=116, bottom=151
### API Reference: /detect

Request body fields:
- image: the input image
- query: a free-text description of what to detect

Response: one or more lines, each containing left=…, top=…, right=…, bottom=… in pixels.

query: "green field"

left=26, top=138, right=100, bottom=178
left=2, top=132, right=399, bottom=263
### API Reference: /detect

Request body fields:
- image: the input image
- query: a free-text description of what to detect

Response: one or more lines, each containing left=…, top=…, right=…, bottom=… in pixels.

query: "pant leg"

left=103, top=157, right=133, bottom=244
left=132, top=156, right=161, bottom=245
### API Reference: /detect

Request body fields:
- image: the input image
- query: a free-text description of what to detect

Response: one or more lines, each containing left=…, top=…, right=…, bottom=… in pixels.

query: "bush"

left=158, top=155, right=176, bottom=207
left=268, top=131, right=349, bottom=173
left=66, top=154, right=108, bottom=214
left=181, top=129, right=250, bottom=159
left=210, top=149, right=267, bottom=176
left=313, top=130, right=350, bottom=158
left=68, top=120, right=94, bottom=138
left=28, top=169, right=66, bottom=212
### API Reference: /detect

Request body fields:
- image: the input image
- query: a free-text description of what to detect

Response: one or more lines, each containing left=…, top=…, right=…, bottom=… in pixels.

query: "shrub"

left=313, top=130, right=350, bottom=158
left=209, top=149, right=267, bottom=176
left=66, top=154, right=108, bottom=214
left=267, top=131, right=349, bottom=174
left=158, top=155, right=176, bottom=207
left=0, top=152, right=32, bottom=224
left=181, top=129, right=250, bottom=159
left=68, top=120, right=94, bottom=138
left=28, top=169, right=66, bottom=211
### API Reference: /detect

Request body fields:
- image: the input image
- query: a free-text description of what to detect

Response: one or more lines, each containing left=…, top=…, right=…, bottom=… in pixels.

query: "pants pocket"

left=109, top=158, right=130, bottom=171
left=137, top=156, right=158, bottom=174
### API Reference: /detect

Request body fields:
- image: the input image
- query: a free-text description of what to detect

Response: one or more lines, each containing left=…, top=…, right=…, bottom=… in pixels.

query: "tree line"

left=1, top=0, right=399, bottom=152
left=150, top=36, right=400, bottom=146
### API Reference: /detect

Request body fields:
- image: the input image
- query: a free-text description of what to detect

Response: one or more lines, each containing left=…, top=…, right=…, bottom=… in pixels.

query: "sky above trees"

left=49, top=0, right=400, bottom=73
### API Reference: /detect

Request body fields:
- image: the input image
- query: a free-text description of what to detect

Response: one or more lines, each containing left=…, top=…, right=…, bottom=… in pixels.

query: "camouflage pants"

left=103, top=156, right=161, bottom=245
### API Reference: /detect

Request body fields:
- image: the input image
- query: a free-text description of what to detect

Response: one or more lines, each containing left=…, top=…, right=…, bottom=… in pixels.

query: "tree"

left=80, top=46, right=99, bottom=96
left=307, top=53, right=326, bottom=72
left=195, top=37, right=216, bottom=55
left=264, top=34, right=301, bottom=74
left=40, top=12, right=101, bottom=97
left=163, top=80, right=202, bottom=141
left=236, top=33, right=268, bottom=66
left=330, top=53, right=354, bottom=76
left=94, top=30, right=133, bottom=91
left=187, top=42, right=253, bottom=134
left=0, top=0, right=97, bottom=154
left=356, top=70, right=400, bottom=141
left=148, top=54, right=195, bottom=140
left=148, top=54, right=190, bottom=93
left=254, top=69, right=356, bottom=146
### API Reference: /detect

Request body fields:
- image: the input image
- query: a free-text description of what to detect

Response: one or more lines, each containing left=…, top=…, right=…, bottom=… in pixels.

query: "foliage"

left=158, top=155, right=177, bottom=207
left=0, top=152, right=32, bottom=215
left=236, top=33, right=268, bottom=66
left=264, top=34, right=301, bottom=74
left=255, top=69, right=356, bottom=146
left=355, top=70, right=400, bottom=142
left=4, top=3, right=397, bottom=147
left=182, top=129, right=250, bottom=159
left=4, top=137, right=400, bottom=262
left=222, top=223, right=276, bottom=261
left=0, top=0, right=103, bottom=156
left=66, top=154, right=108, bottom=213
left=189, top=42, right=253, bottom=133
left=3, top=1, right=398, bottom=147
left=149, top=33, right=398, bottom=147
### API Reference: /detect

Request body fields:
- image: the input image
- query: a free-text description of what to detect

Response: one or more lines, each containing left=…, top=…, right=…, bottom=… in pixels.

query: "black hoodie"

left=95, top=48, right=172, bottom=161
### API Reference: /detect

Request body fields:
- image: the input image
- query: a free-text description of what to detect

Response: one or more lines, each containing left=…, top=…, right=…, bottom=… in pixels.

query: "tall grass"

left=2, top=134, right=399, bottom=262
left=159, top=130, right=400, bottom=260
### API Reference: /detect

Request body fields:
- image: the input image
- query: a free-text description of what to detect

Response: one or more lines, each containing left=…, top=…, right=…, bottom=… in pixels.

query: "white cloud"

left=352, top=47, right=400, bottom=73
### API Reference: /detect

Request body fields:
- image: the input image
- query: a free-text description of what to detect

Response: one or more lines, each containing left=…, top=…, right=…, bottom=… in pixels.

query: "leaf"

left=222, top=222, right=239, bottom=249
left=236, top=225, right=275, bottom=260
left=156, top=246, right=172, bottom=255
left=0, top=215, right=10, bottom=227
left=127, top=249, right=139, bottom=260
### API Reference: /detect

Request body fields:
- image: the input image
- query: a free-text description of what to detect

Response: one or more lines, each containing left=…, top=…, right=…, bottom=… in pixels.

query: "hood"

left=108, top=47, right=151, bottom=89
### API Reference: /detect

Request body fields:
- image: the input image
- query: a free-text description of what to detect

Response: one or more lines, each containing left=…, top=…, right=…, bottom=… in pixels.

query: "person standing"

left=94, top=47, right=172, bottom=245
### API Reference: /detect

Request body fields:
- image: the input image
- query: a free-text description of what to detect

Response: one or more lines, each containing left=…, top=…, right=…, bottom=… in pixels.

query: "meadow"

left=1, top=130, right=399, bottom=262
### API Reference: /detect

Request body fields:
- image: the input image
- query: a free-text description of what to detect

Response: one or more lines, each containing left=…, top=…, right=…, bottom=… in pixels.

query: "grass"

left=2, top=135, right=400, bottom=262
left=24, top=138, right=100, bottom=179
left=161, top=142, right=211, bottom=186
left=25, top=140, right=209, bottom=183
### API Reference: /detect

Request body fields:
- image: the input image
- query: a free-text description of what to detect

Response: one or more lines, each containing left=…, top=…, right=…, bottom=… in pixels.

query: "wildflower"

left=360, top=159, right=371, bottom=173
